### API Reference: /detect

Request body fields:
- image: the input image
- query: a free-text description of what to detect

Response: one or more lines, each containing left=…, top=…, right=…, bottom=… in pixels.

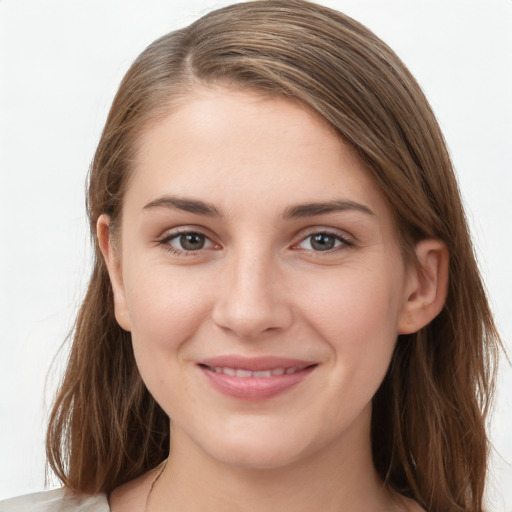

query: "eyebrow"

left=143, top=195, right=374, bottom=219
left=143, top=196, right=222, bottom=217
left=282, top=200, right=375, bottom=219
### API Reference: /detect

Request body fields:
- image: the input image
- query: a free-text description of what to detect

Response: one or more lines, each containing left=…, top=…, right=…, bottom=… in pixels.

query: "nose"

left=211, top=248, right=293, bottom=340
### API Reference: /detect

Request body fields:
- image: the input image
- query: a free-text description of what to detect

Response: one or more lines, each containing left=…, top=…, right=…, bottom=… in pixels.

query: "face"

left=102, top=87, right=418, bottom=471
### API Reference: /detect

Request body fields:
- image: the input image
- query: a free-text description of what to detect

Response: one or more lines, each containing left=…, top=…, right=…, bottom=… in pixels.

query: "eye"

left=296, top=232, right=350, bottom=252
left=160, top=231, right=216, bottom=253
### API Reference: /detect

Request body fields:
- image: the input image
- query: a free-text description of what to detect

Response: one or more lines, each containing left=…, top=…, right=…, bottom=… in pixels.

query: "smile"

left=198, top=356, right=317, bottom=400
left=204, top=366, right=309, bottom=377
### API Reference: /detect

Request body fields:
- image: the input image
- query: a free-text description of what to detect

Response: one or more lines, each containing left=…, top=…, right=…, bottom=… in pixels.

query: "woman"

left=0, top=1, right=501, bottom=511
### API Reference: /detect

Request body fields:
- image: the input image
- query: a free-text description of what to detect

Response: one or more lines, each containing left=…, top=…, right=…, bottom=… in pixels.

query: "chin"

left=196, top=422, right=321, bottom=471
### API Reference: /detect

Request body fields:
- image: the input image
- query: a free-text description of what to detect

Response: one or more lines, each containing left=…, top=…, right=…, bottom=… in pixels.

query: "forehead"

left=126, top=87, right=390, bottom=222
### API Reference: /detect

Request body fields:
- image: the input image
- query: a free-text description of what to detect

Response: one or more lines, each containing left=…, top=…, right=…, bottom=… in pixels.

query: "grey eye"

left=297, top=232, right=345, bottom=251
left=310, top=233, right=336, bottom=251
left=177, top=232, right=206, bottom=251
left=162, top=230, right=217, bottom=254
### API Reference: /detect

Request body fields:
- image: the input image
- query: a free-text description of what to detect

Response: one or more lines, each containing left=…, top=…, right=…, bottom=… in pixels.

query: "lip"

left=200, top=355, right=316, bottom=371
left=198, top=356, right=317, bottom=400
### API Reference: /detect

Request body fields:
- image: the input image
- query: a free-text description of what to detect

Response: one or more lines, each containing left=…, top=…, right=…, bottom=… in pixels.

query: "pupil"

left=311, top=233, right=335, bottom=251
left=180, top=233, right=204, bottom=250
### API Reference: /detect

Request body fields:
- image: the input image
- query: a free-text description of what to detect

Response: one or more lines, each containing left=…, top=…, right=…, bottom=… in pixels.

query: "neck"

left=149, top=409, right=403, bottom=512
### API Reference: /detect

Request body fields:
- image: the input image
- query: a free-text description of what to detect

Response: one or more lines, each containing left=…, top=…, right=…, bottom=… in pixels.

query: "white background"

left=1, top=0, right=511, bottom=509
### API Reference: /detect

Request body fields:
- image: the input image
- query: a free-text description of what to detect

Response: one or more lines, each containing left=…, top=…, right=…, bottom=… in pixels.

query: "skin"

left=100, top=87, right=447, bottom=512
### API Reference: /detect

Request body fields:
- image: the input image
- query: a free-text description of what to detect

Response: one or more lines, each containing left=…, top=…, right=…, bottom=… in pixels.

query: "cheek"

left=296, top=263, right=405, bottom=402
left=123, top=268, right=211, bottom=417
left=123, top=265, right=212, bottom=357
left=300, top=265, right=404, bottom=349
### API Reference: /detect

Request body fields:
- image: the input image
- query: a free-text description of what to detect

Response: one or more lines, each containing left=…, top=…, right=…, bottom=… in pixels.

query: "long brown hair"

left=46, top=1, right=501, bottom=510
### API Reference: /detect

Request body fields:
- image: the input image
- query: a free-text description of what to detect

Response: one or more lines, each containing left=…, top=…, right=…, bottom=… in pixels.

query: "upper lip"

left=199, top=356, right=317, bottom=372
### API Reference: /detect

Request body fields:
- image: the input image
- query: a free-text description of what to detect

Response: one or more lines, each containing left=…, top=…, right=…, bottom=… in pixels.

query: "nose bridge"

left=212, top=241, right=291, bottom=339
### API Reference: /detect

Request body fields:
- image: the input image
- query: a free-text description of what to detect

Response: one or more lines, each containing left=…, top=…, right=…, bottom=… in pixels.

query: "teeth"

left=253, top=370, right=271, bottom=378
left=208, top=366, right=304, bottom=377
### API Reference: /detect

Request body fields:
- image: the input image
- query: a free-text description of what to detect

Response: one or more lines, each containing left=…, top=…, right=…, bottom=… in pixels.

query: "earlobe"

left=398, top=239, right=449, bottom=335
left=97, top=215, right=132, bottom=332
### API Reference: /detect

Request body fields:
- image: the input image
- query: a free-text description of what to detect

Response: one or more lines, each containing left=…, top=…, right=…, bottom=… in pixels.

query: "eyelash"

left=157, top=229, right=353, bottom=256
left=157, top=229, right=217, bottom=256
left=293, top=230, right=353, bottom=253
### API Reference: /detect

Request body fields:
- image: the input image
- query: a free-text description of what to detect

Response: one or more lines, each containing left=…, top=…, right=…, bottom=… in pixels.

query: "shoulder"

left=0, top=488, right=109, bottom=512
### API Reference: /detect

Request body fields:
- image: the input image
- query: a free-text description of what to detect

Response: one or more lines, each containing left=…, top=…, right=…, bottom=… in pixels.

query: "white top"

left=0, top=488, right=109, bottom=512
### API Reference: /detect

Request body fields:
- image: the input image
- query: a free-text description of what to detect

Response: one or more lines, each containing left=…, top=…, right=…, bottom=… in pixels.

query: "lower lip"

left=199, top=365, right=317, bottom=400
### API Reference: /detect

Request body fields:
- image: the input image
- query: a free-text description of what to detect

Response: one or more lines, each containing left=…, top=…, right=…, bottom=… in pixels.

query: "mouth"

left=197, top=356, right=318, bottom=400
left=200, top=364, right=312, bottom=377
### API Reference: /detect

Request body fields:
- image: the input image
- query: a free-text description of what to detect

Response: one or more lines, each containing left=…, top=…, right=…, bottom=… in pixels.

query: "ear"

left=398, top=239, right=449, bottom=334
left=97, top=214, right=131, bottom=331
